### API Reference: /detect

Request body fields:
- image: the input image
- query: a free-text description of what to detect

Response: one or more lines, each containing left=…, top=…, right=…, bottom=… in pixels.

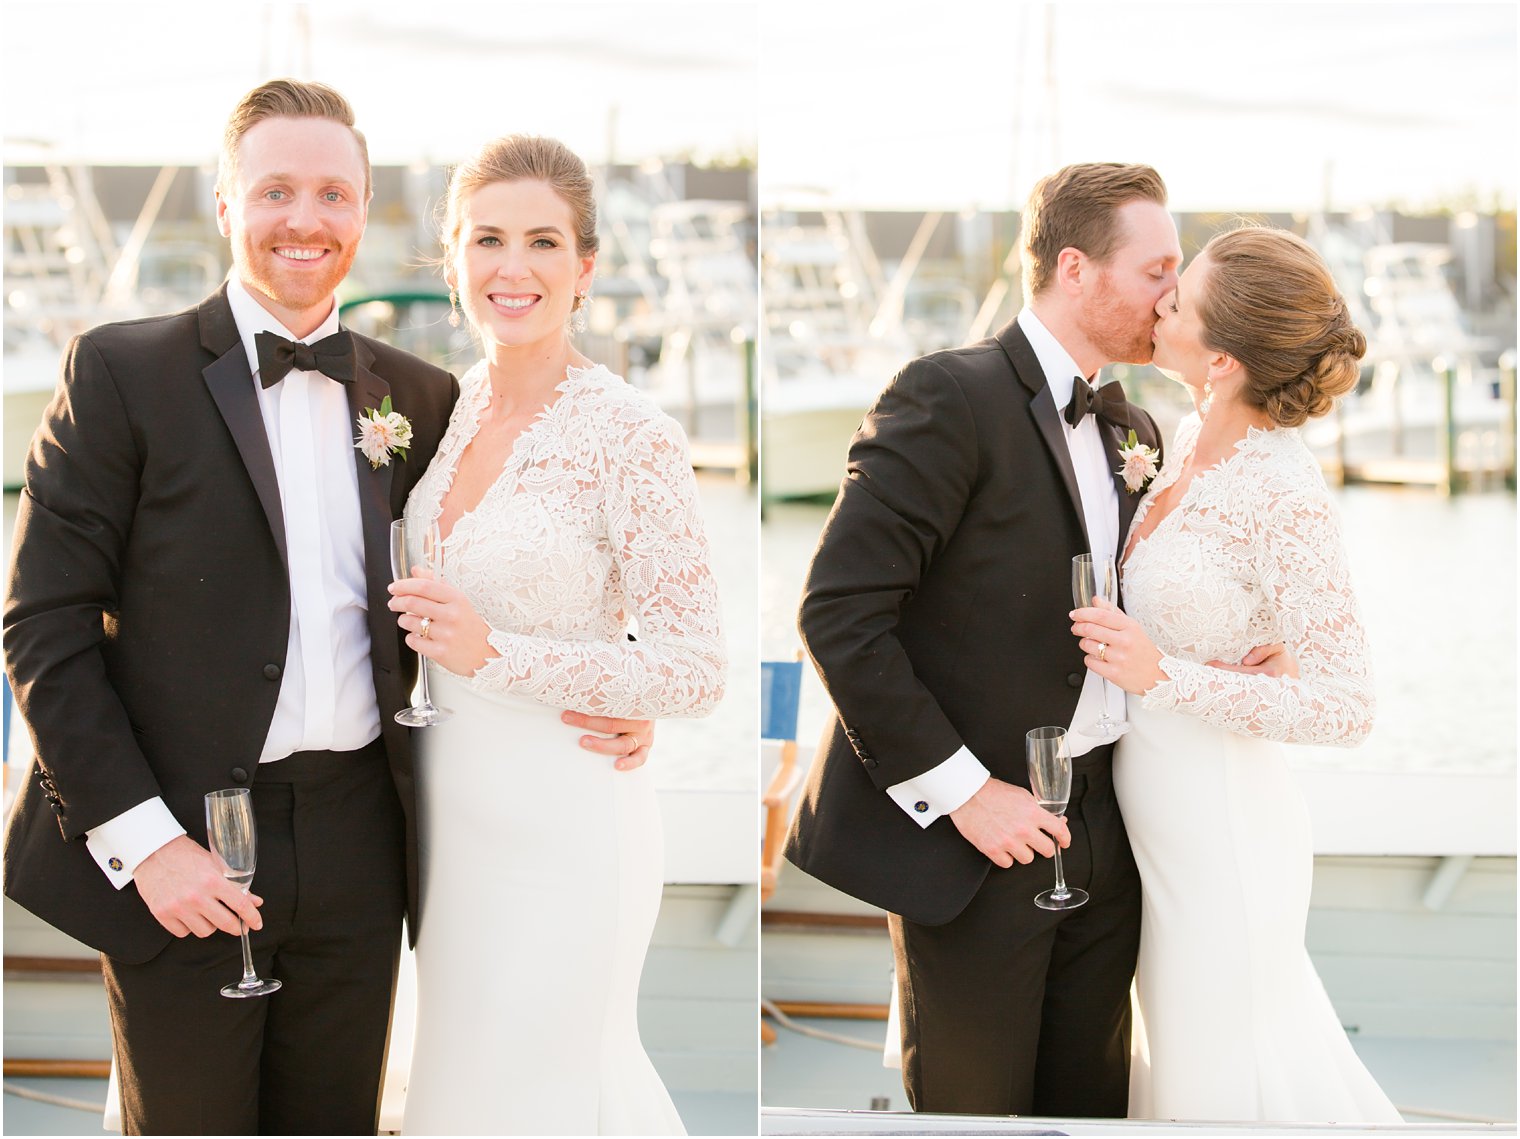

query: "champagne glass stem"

left=237, top=921, right=259, bottom=989
left=417, top=651, right=434, bottom=706
left=1050, top=845, right=1071, bottom=901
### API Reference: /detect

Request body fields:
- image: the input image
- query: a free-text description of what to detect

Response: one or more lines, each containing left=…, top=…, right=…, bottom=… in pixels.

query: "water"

left=762, top=485, right=1517, bottom=775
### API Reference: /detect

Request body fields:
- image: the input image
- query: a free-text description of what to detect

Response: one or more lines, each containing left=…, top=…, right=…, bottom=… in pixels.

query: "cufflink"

left=108, top=857, right=124, bottom=871
left=914, top=800, right=929, bottom=813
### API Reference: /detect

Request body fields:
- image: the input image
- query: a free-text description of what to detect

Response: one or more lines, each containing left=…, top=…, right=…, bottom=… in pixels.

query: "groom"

left=3, top=79, right=650, bottom=1134
left=788, top=164, right=1180, bottom=1117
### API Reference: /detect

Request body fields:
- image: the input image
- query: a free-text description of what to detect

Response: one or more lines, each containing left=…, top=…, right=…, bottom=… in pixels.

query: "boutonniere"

left=1117, top=429, right=1160, bottom=494
left=354, top=396, right=413, bottom=469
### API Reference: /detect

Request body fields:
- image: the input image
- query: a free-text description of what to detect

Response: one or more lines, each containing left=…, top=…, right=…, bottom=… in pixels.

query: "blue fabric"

left=760, top=659, right=804, bottom=742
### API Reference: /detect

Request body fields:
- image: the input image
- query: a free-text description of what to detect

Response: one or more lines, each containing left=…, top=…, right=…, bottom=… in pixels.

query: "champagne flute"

left=1026, top=726, right=1088, bottom=910
left=1072, top=552, right=1121, bottom=740
left=204, top=788, right=281, bottom=998
left=391, top=518, right=452, bottom=727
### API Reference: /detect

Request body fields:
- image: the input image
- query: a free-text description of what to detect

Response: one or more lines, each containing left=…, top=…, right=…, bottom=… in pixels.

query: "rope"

left=3, top=1080, right=106, bottom=1114
left=761, top=998, right=886, bottom=1052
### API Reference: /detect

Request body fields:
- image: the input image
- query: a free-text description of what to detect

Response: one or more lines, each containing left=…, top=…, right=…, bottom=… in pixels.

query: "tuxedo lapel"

left=1096, top=398, right=1143, bottom=557
left=995, top=322, right=1090, bottom=551
left=199, top=288, right=288, bottom=571
left=346, top=342, right=402, bottom=675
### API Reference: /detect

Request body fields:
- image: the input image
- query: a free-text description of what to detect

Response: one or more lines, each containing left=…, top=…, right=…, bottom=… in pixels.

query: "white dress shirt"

left=886, top=308, right=1127, bottom=828
left=85, top=277, right=382, bottom=887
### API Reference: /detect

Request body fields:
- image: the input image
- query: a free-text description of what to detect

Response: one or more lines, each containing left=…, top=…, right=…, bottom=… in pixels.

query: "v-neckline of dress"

left=1122, top=420, right=1277, bottom=569
left=433, top=362, right=605, bottom=546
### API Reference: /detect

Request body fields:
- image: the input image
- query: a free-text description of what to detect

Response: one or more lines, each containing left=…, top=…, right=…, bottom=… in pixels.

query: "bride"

left=387, top=135, right=726, bottom=1135
left=1070, top=226, right=1401, bottom=1123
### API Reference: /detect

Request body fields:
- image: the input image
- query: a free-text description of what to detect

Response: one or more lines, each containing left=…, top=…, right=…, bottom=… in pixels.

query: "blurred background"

left=2, top=2, right=758, bottom=1133
left=756, top=2, right=1518, bottom=1128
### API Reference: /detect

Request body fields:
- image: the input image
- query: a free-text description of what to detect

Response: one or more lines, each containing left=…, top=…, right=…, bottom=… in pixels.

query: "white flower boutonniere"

left=354, top=396, right=413, bottom=469
left=1117, top=429, right=1160, bottom=494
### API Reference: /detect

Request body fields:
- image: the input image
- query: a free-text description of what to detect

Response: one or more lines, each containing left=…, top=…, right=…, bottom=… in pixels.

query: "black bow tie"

left=1063, top=377, right=1129, bottom=428
left=255, top=330, right=356, bottom=388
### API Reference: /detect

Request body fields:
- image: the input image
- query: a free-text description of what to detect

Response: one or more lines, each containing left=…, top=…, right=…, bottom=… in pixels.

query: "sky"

left=1, top=1, right=759, bottom=169
left=2, top=2, right=1513, bottom=212
left=759, top=1, right=1517, bottom=212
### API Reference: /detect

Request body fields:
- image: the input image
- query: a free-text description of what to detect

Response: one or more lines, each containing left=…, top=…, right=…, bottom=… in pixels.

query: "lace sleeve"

left=459, top=410, right=726, bottom=718
left=1141, top=473, right=1374, bottom=746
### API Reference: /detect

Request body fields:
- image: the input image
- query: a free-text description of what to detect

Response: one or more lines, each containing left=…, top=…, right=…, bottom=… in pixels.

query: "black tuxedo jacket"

left=786, top=320, right=1162, bottom=926
left=3, top=285, right=457, bottom=962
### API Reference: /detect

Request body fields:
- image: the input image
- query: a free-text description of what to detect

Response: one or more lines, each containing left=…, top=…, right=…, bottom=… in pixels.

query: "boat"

left=1304, top=217, right=1515, bottom=489
left=613, top=194, right=759, bottom=474
left=759, top=742, right=1517, bottom=1134
left=760, top=199, right=979, bottom=501
left=3, top=160, right=222, bottom=490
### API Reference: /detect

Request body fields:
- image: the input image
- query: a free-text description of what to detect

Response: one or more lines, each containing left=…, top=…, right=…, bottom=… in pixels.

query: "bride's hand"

left=388, top=570, right=493, bottom=677
left=1069, top=595, right=1166, bottom=695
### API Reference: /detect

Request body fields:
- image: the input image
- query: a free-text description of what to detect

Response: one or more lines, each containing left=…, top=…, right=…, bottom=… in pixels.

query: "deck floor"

left=1, top=1079, right=758, bottom=1135
left=760, top=1016, right=1517, bottom=1126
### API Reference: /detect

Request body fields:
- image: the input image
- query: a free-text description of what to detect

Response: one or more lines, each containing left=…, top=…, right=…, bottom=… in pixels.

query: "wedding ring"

left=1097, top=641, right=1108, bottom=662
left=418, top=616, right=433, bottom=639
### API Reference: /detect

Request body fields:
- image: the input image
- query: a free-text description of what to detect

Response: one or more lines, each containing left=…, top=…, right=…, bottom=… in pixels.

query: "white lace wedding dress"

left=1116, top=413, right=1400, bottom=1123
left=399, top=362, right=724, bottom=1136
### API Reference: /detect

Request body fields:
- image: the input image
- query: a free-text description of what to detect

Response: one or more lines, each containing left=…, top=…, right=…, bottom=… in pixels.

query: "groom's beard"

left=237, top=228, right=359, bottom=319
left=1081, top=269, right=1158, bottom=366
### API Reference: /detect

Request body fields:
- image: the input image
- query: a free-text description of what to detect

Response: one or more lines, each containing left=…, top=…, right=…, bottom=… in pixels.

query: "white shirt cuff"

left=84, top=798, right=187, bottom=890
left=885, top=746, right=991, bottom=828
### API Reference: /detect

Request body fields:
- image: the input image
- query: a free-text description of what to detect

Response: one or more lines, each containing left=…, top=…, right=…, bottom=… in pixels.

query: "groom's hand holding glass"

left=132, top=835, right=265, bottom=939
left=948, top=777, right=1070, bottom=869
left=388, top=573, right=658, bottom=771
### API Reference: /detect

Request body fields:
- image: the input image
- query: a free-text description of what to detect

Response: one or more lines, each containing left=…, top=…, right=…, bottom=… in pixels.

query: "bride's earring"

left=570, top=290, right=590, bottom=334
left=1200, top=379, right=1214, bottom=418
left=447, top=289, right=461, bottom=329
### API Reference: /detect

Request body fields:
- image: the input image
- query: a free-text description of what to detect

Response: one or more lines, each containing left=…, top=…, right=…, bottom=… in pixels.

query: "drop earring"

left=570, top=290, right=590, bottom=334
left=1200, top=379, right=1214, bottom=418
left=448, top=289, right=460, bottom=329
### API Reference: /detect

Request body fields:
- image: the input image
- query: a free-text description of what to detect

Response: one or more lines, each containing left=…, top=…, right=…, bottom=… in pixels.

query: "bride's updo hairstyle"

left=1195, top=227, right=1366, bottom=428
left=438, top=135, right=600, bottom=309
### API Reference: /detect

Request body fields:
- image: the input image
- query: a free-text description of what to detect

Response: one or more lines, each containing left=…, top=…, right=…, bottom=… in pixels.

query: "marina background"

left=3, top=0, right=1517, bottom=1133
left=756, top=1, right=1517, bottom=1129
left=3, top=2, right=760, bottom=1133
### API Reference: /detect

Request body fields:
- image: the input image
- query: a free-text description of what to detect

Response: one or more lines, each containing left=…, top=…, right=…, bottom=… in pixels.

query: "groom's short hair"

left=1020, top=163, right=1167, bottom=296
left=218, top=78, right=372, bottom=197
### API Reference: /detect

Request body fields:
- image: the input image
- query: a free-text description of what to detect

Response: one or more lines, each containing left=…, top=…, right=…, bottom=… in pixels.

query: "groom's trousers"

left=100, top=742, right=407, bottom=1135
left=889, top=742, right=1141, bottom=1118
